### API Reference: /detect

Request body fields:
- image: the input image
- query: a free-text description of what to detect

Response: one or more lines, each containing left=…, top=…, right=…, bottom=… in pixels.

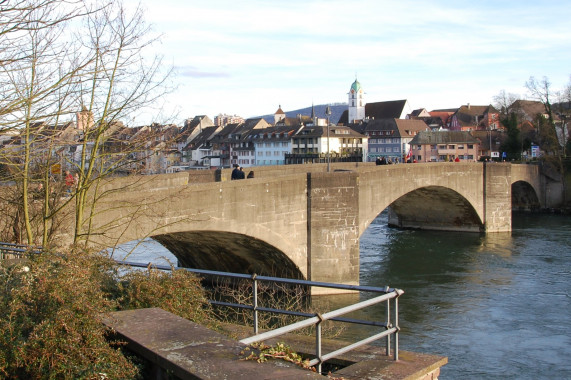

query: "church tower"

left=76, top=105, right=94, bottom=131
left=274, top=105, right=285, bottom=124
left=348, top=79, right=365, bottom=123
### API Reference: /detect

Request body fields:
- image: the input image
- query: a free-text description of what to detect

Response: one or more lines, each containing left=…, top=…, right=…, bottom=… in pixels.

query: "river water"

left=116, top=212, right=571, bottom=379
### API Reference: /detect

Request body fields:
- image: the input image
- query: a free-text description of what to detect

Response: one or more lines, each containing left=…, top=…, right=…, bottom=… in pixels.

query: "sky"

left=124, top=0, right=571, bottom=125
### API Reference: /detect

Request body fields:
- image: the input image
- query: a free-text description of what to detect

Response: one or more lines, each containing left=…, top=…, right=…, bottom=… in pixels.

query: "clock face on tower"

left=351, top=89, right=354, bottom=94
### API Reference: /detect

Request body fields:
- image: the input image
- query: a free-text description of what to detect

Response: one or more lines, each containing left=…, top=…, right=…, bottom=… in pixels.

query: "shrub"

left=114, top=265, right=214, bottom=327
left=0, top=250, right=214, bottom=379
left=0, top=250, right=138, bottom=379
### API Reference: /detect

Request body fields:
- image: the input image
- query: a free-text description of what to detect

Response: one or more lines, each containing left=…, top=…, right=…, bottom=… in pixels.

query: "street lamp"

left=488, top=126, right=492, bottom=160
left=325, top=105, right=331, bottom=172
left=562, top=114, right=567, bottom=157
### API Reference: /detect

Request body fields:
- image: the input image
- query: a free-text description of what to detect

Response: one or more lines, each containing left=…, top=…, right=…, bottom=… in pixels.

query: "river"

left=115, top=212, right=571, bottom=379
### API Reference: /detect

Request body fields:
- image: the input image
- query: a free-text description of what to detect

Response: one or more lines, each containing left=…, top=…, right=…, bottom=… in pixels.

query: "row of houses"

left=2, top=80, right=564, bottom=175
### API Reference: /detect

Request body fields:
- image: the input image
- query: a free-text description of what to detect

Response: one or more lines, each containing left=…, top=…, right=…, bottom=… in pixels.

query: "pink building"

left=409, top=131, right=480, bottom=162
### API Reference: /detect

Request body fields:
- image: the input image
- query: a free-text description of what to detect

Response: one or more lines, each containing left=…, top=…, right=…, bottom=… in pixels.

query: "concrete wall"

left=306, top=172, right=360, bottom=290
left=217, top=162, right=367, bottom=182
left=90, top=174, right=311, bottom=278
left=483, top=163, right=512, bottom=232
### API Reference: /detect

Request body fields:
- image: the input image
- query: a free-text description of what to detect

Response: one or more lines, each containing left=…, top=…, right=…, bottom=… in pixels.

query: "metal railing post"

left=316, top=313, right=323, bottom=374
left=386, top=296, right=391, bottom=356
left=252, top=274, right=258, bottom=335
left=394, top=297, right=399, bottom=361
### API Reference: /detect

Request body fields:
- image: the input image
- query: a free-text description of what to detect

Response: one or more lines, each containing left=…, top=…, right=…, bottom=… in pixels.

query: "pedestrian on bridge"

left=231, top=165, right=240, bottom=180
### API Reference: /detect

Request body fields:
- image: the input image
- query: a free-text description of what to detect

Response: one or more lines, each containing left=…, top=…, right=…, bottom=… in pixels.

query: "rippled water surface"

left=120, top=212, right=571, bottom=379
left=356, top=212, right=571, bottom=379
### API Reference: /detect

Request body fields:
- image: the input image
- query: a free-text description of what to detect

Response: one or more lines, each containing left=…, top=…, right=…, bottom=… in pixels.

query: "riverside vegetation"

left=0, top=249, right=214, bottom=379
left=0, top=249, right=342, bottom=379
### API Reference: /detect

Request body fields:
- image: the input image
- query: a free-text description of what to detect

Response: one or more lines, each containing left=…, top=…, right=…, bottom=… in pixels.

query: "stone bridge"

left=66, top=162, right=544, bottom=289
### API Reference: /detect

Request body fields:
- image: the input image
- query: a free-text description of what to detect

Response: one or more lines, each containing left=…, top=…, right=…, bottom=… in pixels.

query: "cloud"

left=176, top=66, right=231, bottom=78
left=123, top=0, right=571, bottom=124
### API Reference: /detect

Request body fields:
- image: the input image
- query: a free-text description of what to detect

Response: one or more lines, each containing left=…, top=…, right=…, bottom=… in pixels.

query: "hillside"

left=256, top=103, right=348, bottom=125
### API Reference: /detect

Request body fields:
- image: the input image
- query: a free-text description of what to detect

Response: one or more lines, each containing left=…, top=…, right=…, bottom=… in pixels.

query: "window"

left=468, top=144, right=474, bottom=149
left=458, top=145, right=464, bottom=149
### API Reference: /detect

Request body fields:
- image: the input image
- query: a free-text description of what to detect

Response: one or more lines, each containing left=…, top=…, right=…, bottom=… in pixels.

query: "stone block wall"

left=306, top=171, right=360, bottom=289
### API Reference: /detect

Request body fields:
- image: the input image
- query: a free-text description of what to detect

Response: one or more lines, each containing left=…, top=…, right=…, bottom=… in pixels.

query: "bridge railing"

left=116, top=260, right=404, bottom=374
left=0, top=242, right=42, bottom=260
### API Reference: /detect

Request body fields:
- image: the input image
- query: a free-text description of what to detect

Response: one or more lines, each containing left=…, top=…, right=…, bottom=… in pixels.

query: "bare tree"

left=0, top=0, right=176, bottom=247
left=70, top=2, right=174, bottom=246
left=493, top=89, right=521, bottom=121
left=525, top=76, right=561, bottom=156
left=0, top=0, right=88, bottom=244
left=556, top=76, right=571, bottom=156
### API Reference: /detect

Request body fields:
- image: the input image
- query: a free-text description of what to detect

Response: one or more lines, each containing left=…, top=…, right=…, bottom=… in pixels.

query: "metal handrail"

left=116, top=260, right=404, bottom=374
left=0, top=243, right=42, bottom=259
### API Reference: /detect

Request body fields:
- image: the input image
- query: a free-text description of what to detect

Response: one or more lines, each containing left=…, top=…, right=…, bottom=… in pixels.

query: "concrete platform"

left=103, top=308, right=323, bottom=379
left=220, top=322, right=448, bottom=380
left=104, top=308, right=447, bottom=379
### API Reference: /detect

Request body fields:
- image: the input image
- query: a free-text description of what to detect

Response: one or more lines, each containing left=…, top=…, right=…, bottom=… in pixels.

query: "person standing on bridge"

left=231, top=165, right=240, bottom=180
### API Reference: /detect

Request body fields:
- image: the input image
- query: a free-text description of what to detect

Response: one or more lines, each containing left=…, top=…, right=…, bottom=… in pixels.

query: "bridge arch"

left=358, top=164, right=487, bottom=235
left=361, top=185, right=484, bottom=234
left=511, top=181, right=541, bottom=211
left=152, top=231, right=304, bottom=279
left=387, top=186, right=483, bottom=232
left=509, top=163, right=543, bottom=209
